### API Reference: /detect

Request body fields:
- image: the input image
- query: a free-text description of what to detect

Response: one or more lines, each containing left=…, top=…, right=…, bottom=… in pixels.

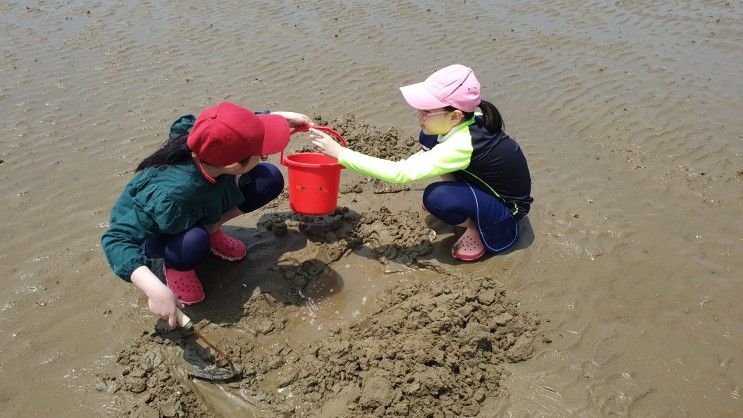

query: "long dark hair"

left=135, top=134, right=192, bottom=172
left=136, top=115, right=195, bottom=172
left=445, top=99, right=504, bottom=134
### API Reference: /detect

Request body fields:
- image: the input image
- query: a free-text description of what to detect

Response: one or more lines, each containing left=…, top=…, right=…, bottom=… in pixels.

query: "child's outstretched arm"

left=270, top=111, right=312, bottom=128
left=312, top=128, right=472, bottom=184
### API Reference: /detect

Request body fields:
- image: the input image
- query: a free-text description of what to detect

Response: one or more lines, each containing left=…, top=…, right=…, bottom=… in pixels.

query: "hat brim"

left=256, top=114, right=290, bottom=155
left=399, top=82, right=449, bottom=110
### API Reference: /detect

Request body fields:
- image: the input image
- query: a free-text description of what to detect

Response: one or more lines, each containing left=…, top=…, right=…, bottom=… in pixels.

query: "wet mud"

left=311, top=114, right=419, bottom=160
left=96, top=205, right=541, bottom=416
left=98, top=279, right=540, bottom=417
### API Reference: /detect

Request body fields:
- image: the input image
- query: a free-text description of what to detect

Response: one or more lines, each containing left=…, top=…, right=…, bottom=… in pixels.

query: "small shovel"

left=176, top=309, right=240, bottom=381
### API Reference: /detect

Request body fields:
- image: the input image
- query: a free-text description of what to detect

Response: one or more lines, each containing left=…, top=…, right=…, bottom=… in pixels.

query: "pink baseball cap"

left=399, top=64, right=481, bottom=112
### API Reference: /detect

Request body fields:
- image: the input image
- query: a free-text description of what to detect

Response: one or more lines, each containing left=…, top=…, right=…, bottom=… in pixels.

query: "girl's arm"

left=102, top=203, right=183, bottom=325
left=312, top=128, right=473, bottom=184
left=131, top=266, right=183, bottom=327
left=269, top=111, right=311, bottom=128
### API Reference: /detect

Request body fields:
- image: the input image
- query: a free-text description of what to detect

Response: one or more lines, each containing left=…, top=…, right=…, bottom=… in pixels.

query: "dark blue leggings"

left=423, top=181, right=520, bottom=253
left=143, top=163, right=284, bottom=270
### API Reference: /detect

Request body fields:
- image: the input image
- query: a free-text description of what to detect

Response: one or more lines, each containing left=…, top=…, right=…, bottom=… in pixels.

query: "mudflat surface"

left=1, top=1, right=741, bottom=416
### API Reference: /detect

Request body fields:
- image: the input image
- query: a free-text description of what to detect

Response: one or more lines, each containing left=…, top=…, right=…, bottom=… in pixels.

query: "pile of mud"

left=232, top=276, right=541, bottom=417
left=98, top=274, right=540, bottom=417
left=291, top=114, right=419, bottom=160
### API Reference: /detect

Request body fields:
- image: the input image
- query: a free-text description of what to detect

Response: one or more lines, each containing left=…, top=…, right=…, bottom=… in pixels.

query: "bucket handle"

left=281, top=125, right=347, bottom=166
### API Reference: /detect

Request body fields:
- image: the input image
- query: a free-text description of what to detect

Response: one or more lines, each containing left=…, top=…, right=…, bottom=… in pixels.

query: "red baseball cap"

left=187, top=102, right=290, bottom=166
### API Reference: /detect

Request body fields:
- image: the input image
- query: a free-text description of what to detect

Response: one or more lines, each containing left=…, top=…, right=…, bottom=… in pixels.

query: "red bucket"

left=281, top=126, right=347, bottom=216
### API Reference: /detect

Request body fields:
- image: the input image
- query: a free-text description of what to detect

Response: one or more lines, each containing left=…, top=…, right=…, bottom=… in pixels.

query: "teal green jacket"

left=101, top=162, right=243, bottom=281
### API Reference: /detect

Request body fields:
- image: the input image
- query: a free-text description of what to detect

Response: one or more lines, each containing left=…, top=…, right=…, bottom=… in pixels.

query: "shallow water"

left=0, top=0, right=741, bottom=416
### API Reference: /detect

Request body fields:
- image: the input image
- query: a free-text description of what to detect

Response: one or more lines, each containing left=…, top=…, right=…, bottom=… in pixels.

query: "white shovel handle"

left=176, top=308, right=193, bottom=329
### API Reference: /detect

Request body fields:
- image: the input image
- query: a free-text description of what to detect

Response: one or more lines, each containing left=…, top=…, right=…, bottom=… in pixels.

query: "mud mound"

left=312, top=114, right=418, bottom=160
left=231, top=275, right=540, bottom=416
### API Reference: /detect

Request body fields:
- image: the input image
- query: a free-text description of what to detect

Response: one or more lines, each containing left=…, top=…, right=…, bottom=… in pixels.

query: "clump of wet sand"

left=232, top=276, right=540, bottom=417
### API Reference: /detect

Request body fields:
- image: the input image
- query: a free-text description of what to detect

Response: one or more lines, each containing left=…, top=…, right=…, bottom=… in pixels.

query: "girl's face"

left=416, top=108, right=462, bottom=135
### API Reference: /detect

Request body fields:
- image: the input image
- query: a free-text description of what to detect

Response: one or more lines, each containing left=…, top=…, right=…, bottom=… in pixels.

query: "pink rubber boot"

left=165, top=268, right=205, bottom=305
left=451, top=227, right=486, bottom=261
left=209, top=230, right=247, bottom=261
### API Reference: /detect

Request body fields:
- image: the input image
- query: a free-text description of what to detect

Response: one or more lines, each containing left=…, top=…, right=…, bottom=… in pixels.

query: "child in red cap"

left=313, top=65, right=533, bottom=261
left=102, top=102, right=311, bottom=326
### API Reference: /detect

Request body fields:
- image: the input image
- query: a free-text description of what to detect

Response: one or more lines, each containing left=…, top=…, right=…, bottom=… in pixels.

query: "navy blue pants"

left=423, top=181, right=520, bottom=253
left=143, top=163, right=284, bottom=270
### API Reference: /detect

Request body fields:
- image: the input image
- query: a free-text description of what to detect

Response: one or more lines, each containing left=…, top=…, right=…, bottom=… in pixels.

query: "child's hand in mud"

left=311, top=128, right=342, bottom=159
left=147, top=285, right=184, bottom=327
left=271, top=111, right=312, bottom=128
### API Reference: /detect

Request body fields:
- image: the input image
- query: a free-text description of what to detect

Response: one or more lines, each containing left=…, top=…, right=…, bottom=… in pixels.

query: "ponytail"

left=446, top=99, right=504, bottom=135
left=476, top=100, right=504, bottom=134
left=135, top=115, right=196, bottom=172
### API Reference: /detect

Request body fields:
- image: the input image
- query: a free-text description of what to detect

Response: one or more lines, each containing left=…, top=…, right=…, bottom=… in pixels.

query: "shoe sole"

left=451, top=248, right=486, bottom=262
left=210, top=248, right=246, bottom=262
left=179, top=294, right=205, bottom=305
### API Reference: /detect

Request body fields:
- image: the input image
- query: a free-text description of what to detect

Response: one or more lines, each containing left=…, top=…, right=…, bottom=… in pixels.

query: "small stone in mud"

left=126, top=376, right=147, bottom=393
left=107, top=381, right=120, bottom=394
left=506, top=335, right=535, bottom=362
left=359, top=375, right=396, bottom=410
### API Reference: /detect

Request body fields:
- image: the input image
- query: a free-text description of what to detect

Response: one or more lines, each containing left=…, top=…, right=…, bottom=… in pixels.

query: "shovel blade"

left=187, top=366, right=238, bottom=381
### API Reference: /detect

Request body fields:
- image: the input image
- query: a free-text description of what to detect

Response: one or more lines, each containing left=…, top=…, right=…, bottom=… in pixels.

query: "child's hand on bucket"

left=311, top=128, right=342, bottom=159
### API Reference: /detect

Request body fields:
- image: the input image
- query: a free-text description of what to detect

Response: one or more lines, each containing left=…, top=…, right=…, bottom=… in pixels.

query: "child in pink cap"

left=313, top=65, right=533, bottom=261
left=102, top=102, right=311, bottom=326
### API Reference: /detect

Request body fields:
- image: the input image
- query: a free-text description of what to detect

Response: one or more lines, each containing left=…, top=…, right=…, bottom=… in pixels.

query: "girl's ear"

left=449, top=110, right=465, bottom=125
left=223, top=162, right=240, bottom=170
